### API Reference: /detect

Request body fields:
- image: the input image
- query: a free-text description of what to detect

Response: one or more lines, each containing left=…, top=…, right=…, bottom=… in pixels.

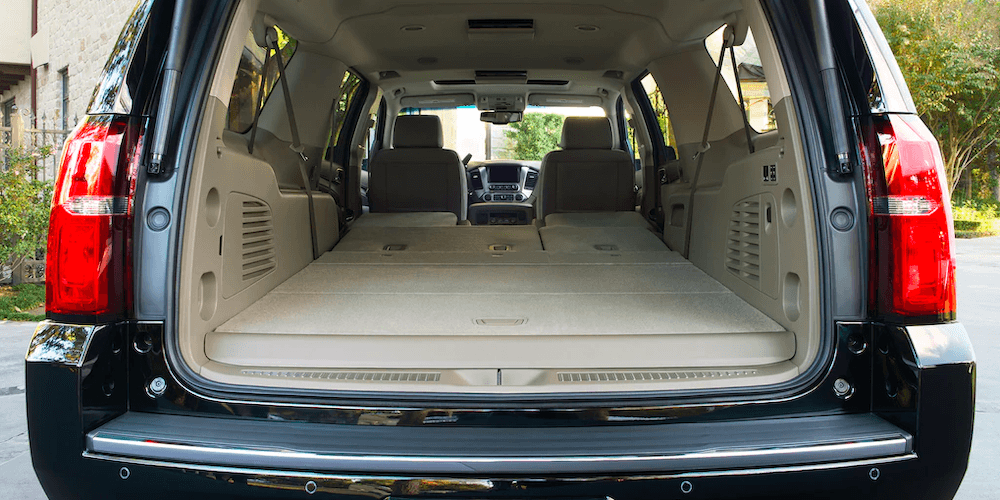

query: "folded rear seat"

left=351, top=212, right=458, bottom=227
left=539, top=226, right=667, bottom=252
left=543, top=211, right=652, bottom=229
left=335, top=226, right=543, bottom=252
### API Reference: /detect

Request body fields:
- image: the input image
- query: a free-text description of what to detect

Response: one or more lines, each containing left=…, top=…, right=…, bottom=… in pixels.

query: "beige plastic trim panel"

left=178, top=96, right=339, bottom=372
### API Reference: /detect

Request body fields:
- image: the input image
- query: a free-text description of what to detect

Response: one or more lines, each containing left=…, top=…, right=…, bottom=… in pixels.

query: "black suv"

left=27, top=0, right=974, bottom=498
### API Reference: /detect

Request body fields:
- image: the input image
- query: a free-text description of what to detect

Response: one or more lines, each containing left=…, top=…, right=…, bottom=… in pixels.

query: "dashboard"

left=466, top=161, right=540, bottom=225
left=467, top=161, right=540, bottom=203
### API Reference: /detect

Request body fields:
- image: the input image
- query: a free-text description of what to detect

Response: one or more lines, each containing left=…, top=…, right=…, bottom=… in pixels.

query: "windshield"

left=400, top=105, right=607, bottom=161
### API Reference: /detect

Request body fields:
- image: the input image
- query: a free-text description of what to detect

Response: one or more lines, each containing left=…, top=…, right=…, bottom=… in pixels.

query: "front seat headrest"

left=393, top=115, right=444, bottom=148
left=559, top=116, right=614, bottom=150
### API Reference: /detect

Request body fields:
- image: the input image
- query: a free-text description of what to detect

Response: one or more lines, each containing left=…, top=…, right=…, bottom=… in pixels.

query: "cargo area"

left=174, top=0, right=823, bottom=395
left=191, top=220, right=800, bottom=393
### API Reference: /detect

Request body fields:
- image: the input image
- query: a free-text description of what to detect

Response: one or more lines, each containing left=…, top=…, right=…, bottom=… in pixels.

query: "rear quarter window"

left=226, top=27, right=297, bottom=133
left=705, top=26, right=776, bottom=133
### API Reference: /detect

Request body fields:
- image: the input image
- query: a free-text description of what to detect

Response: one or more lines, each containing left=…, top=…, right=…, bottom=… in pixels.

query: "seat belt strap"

left=246, top=47, right=272, bottom=155
left=268, top=28, right=320, bottom=260
left=683, top=28, right=733, bottom=258
left=729, top=43, right=756, bottom=155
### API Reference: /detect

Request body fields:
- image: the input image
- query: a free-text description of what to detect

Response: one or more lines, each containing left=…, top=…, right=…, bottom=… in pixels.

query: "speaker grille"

left=726, top=199, right=761, bottom=286
left=557, top=369, right=757, bottom=383
left=242, top=370, right=442, bottom=383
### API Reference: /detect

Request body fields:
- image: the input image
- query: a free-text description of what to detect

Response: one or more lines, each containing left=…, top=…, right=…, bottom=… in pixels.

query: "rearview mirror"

left=480, top=111, right=522, bottom=124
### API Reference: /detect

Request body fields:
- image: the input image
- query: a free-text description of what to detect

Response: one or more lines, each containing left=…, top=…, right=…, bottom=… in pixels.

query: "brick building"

left=1, top=0, right=138, bottom=132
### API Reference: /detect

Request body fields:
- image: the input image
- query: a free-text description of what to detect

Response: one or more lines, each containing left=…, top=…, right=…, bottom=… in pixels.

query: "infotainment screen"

left=487, top=164, right=519, bottom=184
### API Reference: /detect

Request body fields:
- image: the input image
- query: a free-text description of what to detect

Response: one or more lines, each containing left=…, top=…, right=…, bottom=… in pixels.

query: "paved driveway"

left=0, top=321, right=45, bottom=499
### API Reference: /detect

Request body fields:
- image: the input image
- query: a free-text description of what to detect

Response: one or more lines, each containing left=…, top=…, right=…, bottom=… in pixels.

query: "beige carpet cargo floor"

left=209, top=224, right=792, bottom=371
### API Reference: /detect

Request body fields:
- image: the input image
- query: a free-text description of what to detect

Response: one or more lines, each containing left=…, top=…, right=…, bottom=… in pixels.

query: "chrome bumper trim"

left=87, top=433, right=911, bottom=476
left=82, top=450, right=916, bottom=482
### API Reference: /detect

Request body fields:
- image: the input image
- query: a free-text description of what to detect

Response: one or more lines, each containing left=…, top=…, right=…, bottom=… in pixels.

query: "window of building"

left=705, top=26, right=775, bottom=133
left=59, top=67, right=69, bottom=130
left=2, top=99, right=13, bottom=126
left=2, top=99, right=13, bottom=151
left=2, top=99, right=13, bottom=169
left=226, top=27, right=297, bottom=133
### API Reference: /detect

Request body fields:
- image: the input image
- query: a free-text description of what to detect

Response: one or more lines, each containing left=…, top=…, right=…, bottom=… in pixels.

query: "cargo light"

left=45, top=116, right=142, bottom=317
left=865, top=113, right=956, bottom=319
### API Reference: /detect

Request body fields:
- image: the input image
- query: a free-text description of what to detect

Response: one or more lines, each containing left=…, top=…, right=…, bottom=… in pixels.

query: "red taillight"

left=46, top=116, right=141, bottom=317
left=865, top=114, right=956, bottom=319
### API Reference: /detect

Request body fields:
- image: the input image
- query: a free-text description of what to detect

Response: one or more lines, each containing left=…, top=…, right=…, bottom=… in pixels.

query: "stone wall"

left=33, top=0, right=140, bottom=128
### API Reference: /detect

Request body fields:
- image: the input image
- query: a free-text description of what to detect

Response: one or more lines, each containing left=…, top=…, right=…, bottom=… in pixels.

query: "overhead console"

left=467, top=161, right=539, bottom=225
left=477, top=94, right=526, bottom=111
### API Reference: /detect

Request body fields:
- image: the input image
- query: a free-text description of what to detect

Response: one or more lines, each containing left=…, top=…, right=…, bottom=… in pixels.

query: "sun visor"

left=399, top=94, right=476, bottom=108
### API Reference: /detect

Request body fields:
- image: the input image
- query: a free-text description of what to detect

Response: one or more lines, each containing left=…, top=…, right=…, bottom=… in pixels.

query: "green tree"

left=1, top=147, right=54, bottom=275
left=872, top=0, right=1000, bottom=193
left=506, top=113, right=564, bottom=160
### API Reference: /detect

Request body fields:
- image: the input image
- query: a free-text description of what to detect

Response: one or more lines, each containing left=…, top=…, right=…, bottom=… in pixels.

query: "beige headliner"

left=258, top=0, right=744, bottom=91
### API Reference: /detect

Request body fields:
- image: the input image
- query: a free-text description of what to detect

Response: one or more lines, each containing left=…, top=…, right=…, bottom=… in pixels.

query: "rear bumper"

left=26, top=322, right=974, bottom=499
left=85, top=412, right=911, bottom=476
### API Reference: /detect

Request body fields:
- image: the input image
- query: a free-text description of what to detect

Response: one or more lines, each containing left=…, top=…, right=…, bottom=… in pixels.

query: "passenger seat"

left=536, top=116, right=637, bottom=224
left=368, top=115, right=468, bottom=220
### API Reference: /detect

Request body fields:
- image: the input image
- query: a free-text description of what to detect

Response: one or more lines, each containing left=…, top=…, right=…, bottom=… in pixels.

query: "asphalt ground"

left=1, top=236, right=997, bottom=499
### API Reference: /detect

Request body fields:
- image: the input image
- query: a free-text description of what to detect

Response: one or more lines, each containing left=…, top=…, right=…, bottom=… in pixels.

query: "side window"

left=629, top=72, right=677, bottom=167
left=226, top=27, right=297, bottom=133
left=361, top=92, right=384, bottom=171
left=324, top=71, right=367, bottom=164
left=331, top=71, right=365, bottom=147
left=705, top=26, right=775, bottom=133
left=624, top=107, right=640, bottom=160
left=638, top=74, right=677, bottom=150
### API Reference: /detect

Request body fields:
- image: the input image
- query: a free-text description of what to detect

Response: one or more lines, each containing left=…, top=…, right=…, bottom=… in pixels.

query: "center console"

left=467, top=162, right=539, bottom=224
left=468, top=202, right=534, bottom=225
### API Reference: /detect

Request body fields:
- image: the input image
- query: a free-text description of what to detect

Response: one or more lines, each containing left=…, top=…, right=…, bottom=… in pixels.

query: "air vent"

left=475, top=70, right=528, bottom=84
left=526, top=79, right=570, bottom=86
left=468, top=19, right=534, bottom=30
left=241, top=200, right=275, bottom=281
left=470, top=170, right=484, bottom=190
left=434, top=79, right=477, bottom=86
left=524, top=170, right=538, bottom=189
left=726, top=199, right=762, bottom=286
left=243, top=370, right=441, bottom=383
left=558, top=369, right=757, bottom=383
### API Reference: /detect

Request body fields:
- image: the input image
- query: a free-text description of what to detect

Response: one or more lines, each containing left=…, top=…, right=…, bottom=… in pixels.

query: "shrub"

left=953, top=219, right=984, bottom=231
left=1, top=146, right=54, bottom=273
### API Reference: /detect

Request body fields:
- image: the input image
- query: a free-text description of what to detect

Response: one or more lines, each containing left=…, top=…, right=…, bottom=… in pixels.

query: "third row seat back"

left=538, top=116, right=636, bottom=222
left=368, top=115, right=468, bottom=220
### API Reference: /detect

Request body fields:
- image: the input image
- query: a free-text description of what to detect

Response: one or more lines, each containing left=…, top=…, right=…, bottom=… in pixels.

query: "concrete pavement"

left=953, top=236, right=1000, bottom=500
left=0, top=321, right=46, bottom=499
